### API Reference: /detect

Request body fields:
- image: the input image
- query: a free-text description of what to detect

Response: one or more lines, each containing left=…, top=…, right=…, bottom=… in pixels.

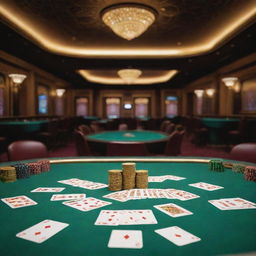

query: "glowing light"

left=8, top=74, right=27, bottom=84
left=194, top=89, right=204, bottom=98
left=222, top=77, right=238, bottom=87
left=117, top=69, right=142, bottom=84
left=101, top=3, right=156, bottom=40
left=56, top=89, right=66, bottom=97
left=206, top=89, right=215, bottom=97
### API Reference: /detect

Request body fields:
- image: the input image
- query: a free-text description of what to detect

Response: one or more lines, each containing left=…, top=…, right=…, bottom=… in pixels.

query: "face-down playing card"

left=16, top=219, right=69, bottom=243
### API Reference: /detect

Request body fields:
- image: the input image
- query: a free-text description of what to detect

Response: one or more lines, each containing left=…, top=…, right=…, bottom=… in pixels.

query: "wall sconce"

left=222, top=77, right=238, bottom=88
left=56, top=89, right=66, bottom=97
left=194, top=89, right=204, bottom=98
left=206, top=88, right=215, bottom=97
left=8, top=73, right=27, bottom=85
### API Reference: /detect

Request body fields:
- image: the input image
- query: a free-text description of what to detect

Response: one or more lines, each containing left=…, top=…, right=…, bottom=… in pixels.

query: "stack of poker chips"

left=27, top=162, right=42, bottom=175
left=209, top=160, right=224, bottom=172
left=135, top=170, right=148, bottom=189
left=13, top=163, right=30, bottom=179
left=37, top=160, right=50, bottom=173
left=244, top=166, right=256, bottom=182
left=0, top=166, right=17, bottom=182
left=232, top=164, right=246, bottom=173
left=108, top=170, right=123, bottom=191
left=122, top=162, right=136, bottom=190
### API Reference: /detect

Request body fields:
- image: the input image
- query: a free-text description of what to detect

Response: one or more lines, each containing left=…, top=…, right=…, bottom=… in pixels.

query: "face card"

left=154, top=203, right=193, bottom=217
left=108, top=230, right=143, bottom=249
left=16, top=219, right=69, bottom=243
left=1, top=196, right=37, bottom=209
left=155, top=226, right=201, bottom=246
left=62, top=197, right=111, bottom=212
left=50, top=194, right=86, bottom=201
left=189, top=182, right=223, bottom=191
left=31, top=187, right=65, bottom=193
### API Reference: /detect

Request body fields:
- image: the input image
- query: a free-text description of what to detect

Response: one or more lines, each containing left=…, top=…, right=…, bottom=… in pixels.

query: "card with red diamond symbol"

left=155, top=226, right=201, bottom=246
left=108, top=230, right=143, bottom=249
left=16, top=220, right=69, bottom=243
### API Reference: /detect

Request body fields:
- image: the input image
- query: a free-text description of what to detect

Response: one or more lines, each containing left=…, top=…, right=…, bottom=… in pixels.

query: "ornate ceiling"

left=0, top=0, right=255, bottom=88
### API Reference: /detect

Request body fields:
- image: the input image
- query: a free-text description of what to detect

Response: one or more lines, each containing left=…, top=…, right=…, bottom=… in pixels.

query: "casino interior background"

left=0, top=0, right=256, bottom=161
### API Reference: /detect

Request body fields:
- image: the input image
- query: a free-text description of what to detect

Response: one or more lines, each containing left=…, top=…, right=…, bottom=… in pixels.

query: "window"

left=76, top=97, right=88, bottom=116
left=134, top=98, right=149, bottom=118
left=38, top=94, right=48, bottom=114
left=106, top=98, right=120, bottom=119
left=165, top=96, right=178, bottom=117
left=242, top=78, right=256, bottom=112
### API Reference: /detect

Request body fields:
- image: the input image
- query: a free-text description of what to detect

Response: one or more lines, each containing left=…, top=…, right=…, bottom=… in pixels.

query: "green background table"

left=0, top=157, right=255, bottom=256
left=86, top=130, right=169, bottom=154
left=201, top=118, right=240, bottom=144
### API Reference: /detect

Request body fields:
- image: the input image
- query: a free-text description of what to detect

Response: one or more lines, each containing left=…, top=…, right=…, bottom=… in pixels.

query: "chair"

left=74, top=130, right=93, bottom=156
left=160, top=120, right=171, bottom=132
left=164, top=131, right=185, bottom=156
left=165, top=123, right=175, bottom=134
left=78, top=124, right=91, bottom=135
left=8, top=140, right=48, bottom=161
left=106, top=142, right=149, bottom=156
left=230, top=143, right=256, bottom=163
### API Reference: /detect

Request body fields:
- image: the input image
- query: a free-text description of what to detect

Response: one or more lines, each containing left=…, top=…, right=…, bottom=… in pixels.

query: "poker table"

left=0, top=120, right=49, bottom=140
left=201, top=118, right=240, bottom=144
left=0, top=157, right=256, bottom=256
left=86, top=130, right=169, bottom=155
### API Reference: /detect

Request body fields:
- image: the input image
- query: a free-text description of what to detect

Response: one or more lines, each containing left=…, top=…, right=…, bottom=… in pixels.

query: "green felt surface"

left=201, top=118, right=240, bottom=128
left=0, top=159, right=256, bottom=256
left=87, top=130, right=168, bottom=142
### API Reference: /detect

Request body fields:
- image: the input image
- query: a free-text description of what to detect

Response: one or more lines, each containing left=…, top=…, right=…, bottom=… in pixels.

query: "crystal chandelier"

left=8, top=74, right=27, bottom=84
left=118, top=69, right=142, bottom=84
left=101, top=3, right=156, bottom=40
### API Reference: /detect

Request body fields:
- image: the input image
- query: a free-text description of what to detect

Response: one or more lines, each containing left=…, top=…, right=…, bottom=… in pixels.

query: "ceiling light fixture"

left=8, top=74, right=27, bottom=84
left=101, top=3, right=157, bottom=40
left=222, top=77, right=238, bottom=88
left=56, top=89, right=66, bottom=97
left=194, top=89, right=204, bottom=98
left=117, top=69, right=142, bottom=84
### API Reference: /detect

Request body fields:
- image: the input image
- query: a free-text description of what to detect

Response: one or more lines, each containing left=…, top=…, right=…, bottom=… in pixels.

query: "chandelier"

left=118, top=69, right=142, bottom=84
left=101, top=3, right=156, bottom=40
left=8, top=74, right=27, bottom=84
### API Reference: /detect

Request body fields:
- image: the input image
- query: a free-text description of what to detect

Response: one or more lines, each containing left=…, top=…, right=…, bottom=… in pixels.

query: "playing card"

left=148, top=176, right=167, bottom=182
left=95, top=210, right=120, bottom=226
left=154, top=203, right=193, bottom=217
left=119, top=210, right=158, bottom=225
left=189, top=182, right=223, bottom=191
left=155, top=226, right=201, bottom=246
left=31, top=187, right=65, bottom=193
left=63, top=197, right=111, bottom=212
left=50, top=194, right=86, bottom=201
left=16, top=219, right=69, bottom=243
left=108, top=230, right=143, bottom=249
left=165, top=175, right=186, bottom=181
left=1, top=196, right=37, bottom=209
left=172, top=190, right=200, bottom=201
left=209, top=197, right=256, bottom=210
left=103, top=191, right=129, bottom=202
left=58, top=178, right=83, bottom=186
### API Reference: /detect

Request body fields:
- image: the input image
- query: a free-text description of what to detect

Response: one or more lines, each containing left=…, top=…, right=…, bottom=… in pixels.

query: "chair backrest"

left=8, top=140, right=48, bottom=161
left=78, top=124, right=91, bottom=135
left=160, top=120, right=171, bottom=132
left=230, top=143, right=256, bottom=163
left=164, top=131, right=185, bottom=156
left=118, top=123, right=128, bottom=131
left=165, top=123, right=175, bottom=134
left=74, top=130, right=92, bottom=156
left=106, top=142, right=149, bottom=156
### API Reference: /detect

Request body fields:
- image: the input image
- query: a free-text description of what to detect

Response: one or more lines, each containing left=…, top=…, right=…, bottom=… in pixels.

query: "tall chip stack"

left=14, top=163, right=30, bottom=179
left=122, top=162, right=136, bottom=189
left=108, top=170, right=123, bottom=191
left=244, top=166, right=256, bottom=182
left=0, top=166, right=17, bottom=182
left=232, top=164, right=246, bottom=173
left=209, top=160, right=224, bottom=172
left=135, top=170, right=148, bottom=189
